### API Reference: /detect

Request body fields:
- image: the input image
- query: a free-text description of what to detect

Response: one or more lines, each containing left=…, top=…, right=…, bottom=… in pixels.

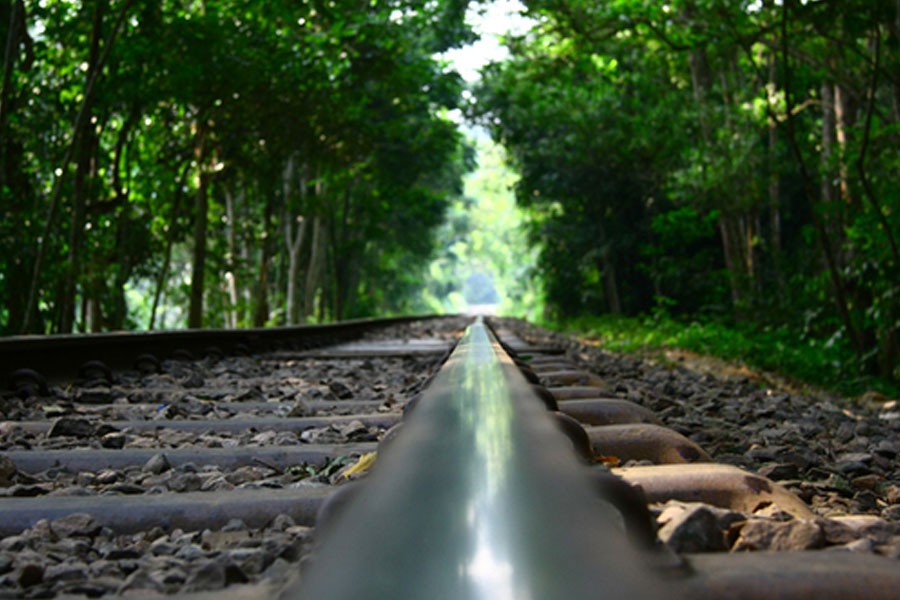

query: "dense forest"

left=472, top=0, right=900, bottom=383
left=0, top=0, right=472, bottom=333
left=2, top=0, right=899, bottom=386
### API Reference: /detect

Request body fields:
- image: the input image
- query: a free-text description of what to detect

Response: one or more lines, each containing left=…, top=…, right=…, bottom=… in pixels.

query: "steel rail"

left=284, top=317, right=660, bottom=599
left=0, top=314, right=438, bottom=383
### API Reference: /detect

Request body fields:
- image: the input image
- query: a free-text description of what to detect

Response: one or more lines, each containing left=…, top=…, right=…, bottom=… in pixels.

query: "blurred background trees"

left=419, top=137, right=541, bottom=318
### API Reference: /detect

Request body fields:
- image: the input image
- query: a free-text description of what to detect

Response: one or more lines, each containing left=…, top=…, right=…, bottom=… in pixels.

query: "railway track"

left=0, top=316, right=898, bottom=598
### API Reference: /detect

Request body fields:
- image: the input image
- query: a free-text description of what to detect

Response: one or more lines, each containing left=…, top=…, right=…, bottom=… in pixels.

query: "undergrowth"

left=542, top=313, right=899, bottom=399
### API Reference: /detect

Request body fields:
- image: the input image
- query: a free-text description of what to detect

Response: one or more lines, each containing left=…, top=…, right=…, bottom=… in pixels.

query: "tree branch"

left=855, top=27, right=900, bottom=267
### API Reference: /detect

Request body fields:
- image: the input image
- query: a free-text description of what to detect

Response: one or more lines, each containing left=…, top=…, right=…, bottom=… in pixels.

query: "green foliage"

left=0, top=0, right=472, bottom=333
left=640, top=207, right=730, bottom=314
left=549, top=313, right=898, bottom=398
left=474, top=0, right=900, bottom=386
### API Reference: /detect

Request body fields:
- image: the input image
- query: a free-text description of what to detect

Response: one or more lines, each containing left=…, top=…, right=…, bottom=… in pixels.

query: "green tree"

left=1, top=0, right=472, bottom=334
left=474, top=0, right=900, bottom=381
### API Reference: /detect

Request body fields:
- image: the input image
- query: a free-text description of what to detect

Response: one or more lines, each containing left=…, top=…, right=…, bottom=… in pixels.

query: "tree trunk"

left=820, top=81, right=838, bottom=206
left=688, top=48, right=713, bottom=144
left=855, top=28, right=900, bottom=267
left=768, top=128, right=784, bottom=294
left=0, top=0, right=26, bottom=182
left=87, top=294, right=102, bottom=333
left=894, top=0, right=900, bottom=122
left=767, top=55, right=783, bottom=262
left=689, top=42, right=745, bottom=313
left=717, top=211, right=758, bottom=315
left=285, top=223, right=301, bottom=324
left=188, top=122, right=209, bottom=329
left=107, top=210, right=132, bottom=330
left=302, top=166, right=327, bottom=321
left=718, top=217, right=742, bottom=309
left=601, top=255, right=622, bottom=314
left=342, top=262, right=361, bottom=319
left=304, top=215, right=325, bottom=321
left=594, top=218, right=621, bottom=314
left=224, top=186, right=240, bottom=328
left=0, top=3, right=32, bottom=331
left=741, top=214, right=755, bottom=288
left=855, top=25, right=900, bottom=378
left=891, top=0, right=900, bottom=123
left=239, top=192, right=253, bottom=313
left=79, top=293, right=87, bottom=333
left=60, top=0, right=105, bottom=333
left=834, top=83, right=854, bottom=206
left=283, top=157, right=308, bottom=325
left=329, top=213, right=343, bottom=321
left=149, top=164, right=188, bottom=330
left=330, top=184, right=356, bottom=321
left=253, top=193, right=275, bottom=327
left=60, top=127, right=100, bottom=333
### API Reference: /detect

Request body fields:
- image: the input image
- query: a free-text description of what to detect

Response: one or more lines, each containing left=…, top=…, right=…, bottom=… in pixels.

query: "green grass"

left=542, top=313, right=898, bottom=398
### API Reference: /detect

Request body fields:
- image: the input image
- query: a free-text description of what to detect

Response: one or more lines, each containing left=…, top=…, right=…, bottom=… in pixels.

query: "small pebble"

left=50, top=513, right=101, bottom=539
left=46, top=417, right=95, bottom=438
left=143, top=453, right=172, bottom=475
left=881, top=505, right=900, bottom=521
left=221, top=519, right=248, bottom=532
left=0, top=457, right=17, bottom=486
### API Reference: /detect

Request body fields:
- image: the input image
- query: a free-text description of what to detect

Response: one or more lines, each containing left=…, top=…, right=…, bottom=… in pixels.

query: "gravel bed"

left=359, top=316, right=471, bottom=343
left=0, top=512, right=311, bottom=598
left=0, top=354, right=438, bottom=424
left=496, top=317, right=900, bottom=559
left=3, top=314, right=896, bottom=596
left=0, top=441, right=370, bottom=500
left=0, top=317, right=466, bottom=596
